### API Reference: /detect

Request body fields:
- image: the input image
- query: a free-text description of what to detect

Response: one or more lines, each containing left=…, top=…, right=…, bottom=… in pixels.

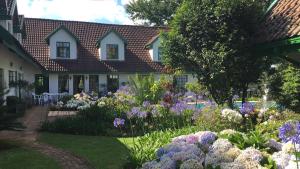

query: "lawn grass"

left=0, top=140, right=61, bottom=169
left=39, top=133, right=132, bottom=169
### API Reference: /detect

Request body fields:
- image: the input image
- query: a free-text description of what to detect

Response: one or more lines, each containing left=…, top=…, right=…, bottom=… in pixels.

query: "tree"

left=9, top=80, right=29, bottom=101
left=268, top=62, right=300, bottom=112
left=162, top=0, right=269, bottom=106
left=126, top=0, right=273, bottom=26
left=126, top=0, right=183, bottom=26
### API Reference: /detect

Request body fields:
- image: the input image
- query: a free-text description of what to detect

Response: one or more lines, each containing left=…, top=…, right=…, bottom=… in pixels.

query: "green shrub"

left=41, top=105, right=116, bottom=135
left=269, top=63, right=300, bottom=112
left=196, top=106, right=239, bottom=132
left=220, top=130, right=270, bottom=151
left=6, top=96, right=19, bottom=113
left=126, top=126, right=199, bottom=167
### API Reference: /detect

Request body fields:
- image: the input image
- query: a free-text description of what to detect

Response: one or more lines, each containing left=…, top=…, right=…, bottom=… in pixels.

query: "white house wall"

left=49, top=74, right=58, bottom=93
left=0, top=44, right=40, bottom=97
left=99, top=32, right=125, bottom=61
left=151, top=38, right=161, bottom=62
left=49, top=29, right=77, bottom=59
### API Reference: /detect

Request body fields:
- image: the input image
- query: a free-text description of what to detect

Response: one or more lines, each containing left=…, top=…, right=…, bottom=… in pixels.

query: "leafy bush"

left=220, top=130, right=270, bottom=151
left=41, top=105, right=116, bottom=135
left=6, top=96, right=19, bottom=113
left=196, top=106, right=241, bottom=132
left=255, top=110, right=300, bottom=140
left=126, top=126, right=200, bottom=167
left=269, top=63, right=300, bottom=112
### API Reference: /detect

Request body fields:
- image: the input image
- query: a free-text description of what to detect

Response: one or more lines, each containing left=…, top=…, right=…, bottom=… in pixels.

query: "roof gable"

left=23, top=18, right=165, bottom=73
left=145, top=34, right=159, bottom=49
left=96, top=29, right=127, bottom=47
left=45, top=25, right=79, bottom=44
left=257, top=0, right=300, bottom=43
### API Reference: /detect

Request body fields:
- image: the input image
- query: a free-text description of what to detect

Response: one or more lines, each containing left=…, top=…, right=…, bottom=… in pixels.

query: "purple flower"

left=186, top=135, right=199, bottom=144
left=137, top=111, right=147, bottom=118
left=113, top=118, right=125, bottom=128
left=240, top=102, right=254, bottom=115
left=198, top=132, right=217, bottom=145
left=170, top=101, right=188, bottom=115
left=183, top=91, right=197, bottom=102
left=142, top=101, right=151, bottom=108
left=279, top=121, right=300, bottom=144
left=127, top=107, right=140, bottom=119
left=116, top=85, right=132, bottom=95
left=127, top=107, right=147, bottom=119
left=156, top=148, right=166, bottom=158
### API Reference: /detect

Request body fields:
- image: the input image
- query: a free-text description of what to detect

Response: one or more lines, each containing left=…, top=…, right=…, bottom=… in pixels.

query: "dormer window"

left=107, top=44, right=119, bottom=60
left=145, top=35, right=162, bottom=62
left=56, top=42, right=70, bottom=58
left=97, top=29, right=126, bottom=61
left=158, top=47, right=163, bottom=61
left=45, top=25, right=78, bottom=60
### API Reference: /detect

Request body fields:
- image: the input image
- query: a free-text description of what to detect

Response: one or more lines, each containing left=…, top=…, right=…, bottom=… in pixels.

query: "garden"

left=39, top=68, right=300, bottom=169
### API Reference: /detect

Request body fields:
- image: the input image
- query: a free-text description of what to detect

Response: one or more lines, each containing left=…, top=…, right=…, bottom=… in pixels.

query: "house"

left=257, top=0, right=300, bottom=66
left=0, top=0, right=197, bottom=96
left=0, top=0, right=42, bottom=99
left=21, top=18, right=197, bottom=95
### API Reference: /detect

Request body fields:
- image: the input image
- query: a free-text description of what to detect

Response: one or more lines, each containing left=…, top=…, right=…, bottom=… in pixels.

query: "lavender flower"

left=198, top=132, right=217, bottom=145
left=127, top=107, right=140, bottom=119
left=279, top=121, right=300, bottom=144
left=240, top=102, right=254, bottom=115
left=113, top=118, right=125, bottom=128
left=170, top=101, right=188, bottom=115
left=143, top=101, right=151, bottom=108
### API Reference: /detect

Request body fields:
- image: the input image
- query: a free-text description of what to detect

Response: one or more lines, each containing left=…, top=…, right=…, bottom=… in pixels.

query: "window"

left=107, top=75, right=119, bottom=93
left=56, top=42, right=70, bottom=58
left=18, top=73, right=24, bottom=81
left=106, top=44, right=119, bottom=60
left=58, top=75, right=69, bottom=93
left=8, top=71, right=17, bottom=84
left=7, top=22, right=12, bottom=33
left=89, top=75, right=99, bottom=93
left=0, top=69, right=4, bottom=90
left=174, top=75, right=188, bottom=89
left=158, top=47, right=162, bottom=61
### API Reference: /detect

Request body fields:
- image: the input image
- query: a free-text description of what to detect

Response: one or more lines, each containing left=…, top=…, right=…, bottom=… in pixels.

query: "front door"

left=107, top=75, right=119, bottom=93
left=35, top=74, right=49, bottom=94
left=73, top=75, right=85, bottom=94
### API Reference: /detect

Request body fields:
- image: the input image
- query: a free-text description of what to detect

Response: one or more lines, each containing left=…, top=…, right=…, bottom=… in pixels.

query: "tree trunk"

left=241, top=84, right=248, bottom=104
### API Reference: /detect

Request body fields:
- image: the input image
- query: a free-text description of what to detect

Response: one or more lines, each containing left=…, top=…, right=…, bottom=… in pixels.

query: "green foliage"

left=162, top=0, right=269, bottom=106
left=129, top=74, right=166, bottom=104
left=9, top=80, right=29, bottom=101
left=269, top=63, right=300, bottom=112
left=41, top=106, right=116, bottom=135
left=221, top=130, right=270, bottom=150
left=196, top=106, right=239, bottom=132
left=39, top=133, right=130, bottom=169
left=126, top=0, right=183, bottom=26
left=127, top=126, right=199, bottom=167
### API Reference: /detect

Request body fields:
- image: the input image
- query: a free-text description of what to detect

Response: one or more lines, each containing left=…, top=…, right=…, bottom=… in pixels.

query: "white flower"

left=272, top=151, right=291, bottom=169
left=236, top=147, right=263, bottom=162
left=180, top=159, right=203, bottom=169
left=220, top=129, right=238, bottom=136
left=221, top=109, right=243, bottom=123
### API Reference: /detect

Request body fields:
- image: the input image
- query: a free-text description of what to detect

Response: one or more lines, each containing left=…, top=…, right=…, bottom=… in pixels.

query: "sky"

left=16, top=0, right=135, bottom=25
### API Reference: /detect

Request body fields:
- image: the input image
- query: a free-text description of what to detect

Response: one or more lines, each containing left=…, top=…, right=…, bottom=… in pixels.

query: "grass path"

left=0, top=140, right=62, bottom=169
left=39, top=133, right=132, bottom=169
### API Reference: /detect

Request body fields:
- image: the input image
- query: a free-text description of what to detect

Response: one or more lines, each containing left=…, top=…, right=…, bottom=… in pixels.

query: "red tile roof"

left=257, top=0, right=300, bottom=43
left=23, top=18, right=167, bottom=73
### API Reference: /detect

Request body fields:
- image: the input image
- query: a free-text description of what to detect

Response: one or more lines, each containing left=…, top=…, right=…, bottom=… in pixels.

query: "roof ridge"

left=24, top=17, right=167, bottom=29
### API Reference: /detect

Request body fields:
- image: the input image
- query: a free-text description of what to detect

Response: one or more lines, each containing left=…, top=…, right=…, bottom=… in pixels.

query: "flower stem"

left=294, top=143, right=299, bottom=169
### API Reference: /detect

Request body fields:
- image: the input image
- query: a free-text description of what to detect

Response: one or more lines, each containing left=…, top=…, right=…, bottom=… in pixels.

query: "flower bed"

left=141, top=127, right=300, bottom=169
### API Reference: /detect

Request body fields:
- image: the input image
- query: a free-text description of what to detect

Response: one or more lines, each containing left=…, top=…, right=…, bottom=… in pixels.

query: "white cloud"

left=16, top=0, right=134, bottom=25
